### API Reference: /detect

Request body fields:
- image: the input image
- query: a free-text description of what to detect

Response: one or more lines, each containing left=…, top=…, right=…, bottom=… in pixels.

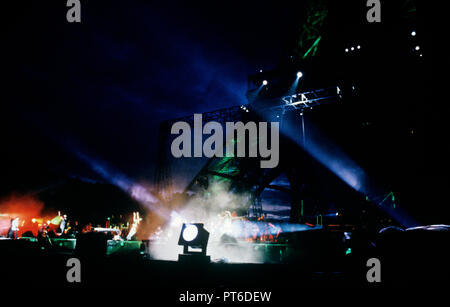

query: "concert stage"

left=1, top=226, right=449, bottom=291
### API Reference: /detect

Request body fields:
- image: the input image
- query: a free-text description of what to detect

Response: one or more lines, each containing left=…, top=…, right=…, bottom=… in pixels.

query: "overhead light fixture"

left=345, top=48, right=349, bottom=52
left=297, top=71, right=303, bottom=78
left=178, top=223, right=210, bottom=263
left=351, top=47, right=355, bottom=51
left=411, top=31, right=416, bottom=36
left=415, top=46, right=420, bottom=51
left=262, top=80, right=268, bottom=86
left=357, top=45, right=361, bottom=49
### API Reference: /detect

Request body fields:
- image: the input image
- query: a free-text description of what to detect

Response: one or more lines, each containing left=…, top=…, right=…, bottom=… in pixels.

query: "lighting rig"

left=178, top=223, right=210, bottom=263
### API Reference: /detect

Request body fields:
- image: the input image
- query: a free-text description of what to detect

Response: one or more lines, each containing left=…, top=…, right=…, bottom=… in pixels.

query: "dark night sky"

left=1, top=1, right=448, bottom=224
left=1, top=0, right=308, bottom=194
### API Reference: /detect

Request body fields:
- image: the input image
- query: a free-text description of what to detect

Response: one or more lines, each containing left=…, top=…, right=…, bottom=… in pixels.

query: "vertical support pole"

left=301, top=113, right=306, bottom=146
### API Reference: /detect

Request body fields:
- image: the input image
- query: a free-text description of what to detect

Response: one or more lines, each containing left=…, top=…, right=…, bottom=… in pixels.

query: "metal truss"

left=278, top=86, right=342, bottom=111
left=154, top=86, right=342, bottom=200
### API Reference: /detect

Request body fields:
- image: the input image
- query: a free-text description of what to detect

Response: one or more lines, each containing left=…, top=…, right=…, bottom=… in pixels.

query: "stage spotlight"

left=262, top=80, right=268, bottom=86
left=415, top=46, right=420, bottom=51
left=351, top=47, right=355, bottom=51
left=178, top=223, right=210, bottom=263
left=182, top=224, right=198, bottom=241
left=411, top=31, right=416, bottom=36
left=297, top=71, right=303, bottom=78
left=357, top=45, right=361, bottom=49
left=345, top=48, right=349, bottom=52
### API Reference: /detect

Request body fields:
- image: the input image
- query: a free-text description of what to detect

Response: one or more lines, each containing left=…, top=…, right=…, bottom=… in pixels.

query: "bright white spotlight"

left=415, top=46, right=420, bottom=51
left=411, top=31, right=416, bottom=36
left=357, top=45, right=361, bottom=49
left=345, top=48, right=349, bottom=52
left=262, top=80, right=268, bottom=86
left=182, top=224, right=198, bottom=242
left=351, top=47, right=355, bottom=51
left=178, top=223, right=210, bottom=262
left=297, top=71, right=303, bottom=78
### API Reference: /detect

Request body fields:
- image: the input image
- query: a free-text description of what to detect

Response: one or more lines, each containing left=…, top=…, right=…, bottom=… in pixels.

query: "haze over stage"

left=1, top=0, right=446, bottom=292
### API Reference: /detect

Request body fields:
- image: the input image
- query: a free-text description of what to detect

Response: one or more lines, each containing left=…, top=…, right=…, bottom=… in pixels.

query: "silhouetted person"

left=37, top=223, right=52, bottom=247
